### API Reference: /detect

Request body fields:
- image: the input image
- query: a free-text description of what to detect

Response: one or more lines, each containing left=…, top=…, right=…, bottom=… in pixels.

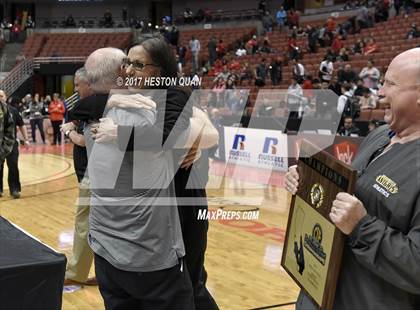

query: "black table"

left=0, top=216, right=66, bottom=310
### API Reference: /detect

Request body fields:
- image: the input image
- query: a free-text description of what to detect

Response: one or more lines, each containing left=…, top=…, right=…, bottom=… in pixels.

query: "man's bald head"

left=85, top=47, right=126, bottom=93
left=378, top=48, right=420, bottom=135
left=387, top=48, right=420, bottom=85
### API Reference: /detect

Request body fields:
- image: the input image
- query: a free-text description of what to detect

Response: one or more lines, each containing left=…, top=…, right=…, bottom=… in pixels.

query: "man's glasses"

left=122, top=58, right=159, bottom=71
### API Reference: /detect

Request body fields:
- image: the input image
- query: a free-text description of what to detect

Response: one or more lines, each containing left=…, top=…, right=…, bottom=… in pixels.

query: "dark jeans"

left=51, top=120, right=62, bottom=144
left=0, top=142, right=20, bottom=193
left=94, top=254, right=194, bottom=310
left=30, top=118, right=45, bottom=143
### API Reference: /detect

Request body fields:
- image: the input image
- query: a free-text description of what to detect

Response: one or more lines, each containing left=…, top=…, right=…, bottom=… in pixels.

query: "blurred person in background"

left=48, top=93, right=65, bottom=145
left=28, top=94, right=45, bottom=144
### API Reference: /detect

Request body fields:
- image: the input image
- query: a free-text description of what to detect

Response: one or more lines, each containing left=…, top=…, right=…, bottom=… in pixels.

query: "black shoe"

left=11, top=191, right=20, bottom=199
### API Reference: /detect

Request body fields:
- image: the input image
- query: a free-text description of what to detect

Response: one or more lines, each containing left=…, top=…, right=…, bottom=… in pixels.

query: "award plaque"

left=281, top=140, right=357, bottom=310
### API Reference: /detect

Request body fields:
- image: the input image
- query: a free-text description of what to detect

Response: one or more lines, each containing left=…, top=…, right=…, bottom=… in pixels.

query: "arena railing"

left=0, top=58, right=34, bottom=96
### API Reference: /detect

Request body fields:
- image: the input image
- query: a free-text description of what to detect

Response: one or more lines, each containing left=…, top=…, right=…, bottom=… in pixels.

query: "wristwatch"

left=65, top=130, right=73, bottom=139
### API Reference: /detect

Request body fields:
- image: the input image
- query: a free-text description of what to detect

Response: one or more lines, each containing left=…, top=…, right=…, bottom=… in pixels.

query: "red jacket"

left=48, top=100, right=65, bottom=121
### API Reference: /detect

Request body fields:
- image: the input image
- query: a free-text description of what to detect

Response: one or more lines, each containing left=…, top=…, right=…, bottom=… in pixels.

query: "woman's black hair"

left=130, top=33, right=178, bottom=79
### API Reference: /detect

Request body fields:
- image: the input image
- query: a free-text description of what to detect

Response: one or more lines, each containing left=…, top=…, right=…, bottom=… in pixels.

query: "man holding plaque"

left=285, top=47, right=420, bottom=309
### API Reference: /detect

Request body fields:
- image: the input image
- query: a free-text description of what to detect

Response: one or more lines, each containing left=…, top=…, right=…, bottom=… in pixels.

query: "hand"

left=179, top=134, right=202, bottom=169
left=285, top=165, right=299, bottom=195
left=60, top=122, right=76, bottom=133
left=330, top=193, right=367, bottom=235
left=23, top=140, right=30, bottom=149
left=91, top=118, right=118, bottom=143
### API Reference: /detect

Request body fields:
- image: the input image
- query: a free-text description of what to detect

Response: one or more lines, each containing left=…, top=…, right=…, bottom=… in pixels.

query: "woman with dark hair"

left=91, top=34, right=219, bottom=310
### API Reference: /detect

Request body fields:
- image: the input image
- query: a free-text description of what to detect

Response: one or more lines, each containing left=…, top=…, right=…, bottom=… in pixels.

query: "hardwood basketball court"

left=0, top=144, right=299, bottom=310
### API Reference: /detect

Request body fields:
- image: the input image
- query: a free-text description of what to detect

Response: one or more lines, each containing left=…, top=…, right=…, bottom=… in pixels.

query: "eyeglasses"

left=122, top=58, right=159, bottom=71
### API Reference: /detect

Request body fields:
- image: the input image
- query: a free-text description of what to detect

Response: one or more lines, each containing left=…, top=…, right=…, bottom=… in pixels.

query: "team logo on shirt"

left=304, top=223, right=326, bottom=265
left=310, top=183, right=324, bottom=209
left=373, top=175, right=398, bottom=197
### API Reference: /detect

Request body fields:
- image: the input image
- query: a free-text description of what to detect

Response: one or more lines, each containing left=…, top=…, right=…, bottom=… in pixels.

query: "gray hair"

left=75, top=67, right=88, bottom=83
left=84, top=47, right=126, bottom=93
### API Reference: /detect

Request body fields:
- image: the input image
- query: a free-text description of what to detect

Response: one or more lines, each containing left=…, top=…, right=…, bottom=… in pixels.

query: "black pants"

left=94, top=254, right=194, bottom=310
left=0, top=142, right=20, bottom=193
left=51, top=120, right=62, bottom=144
left=30, top=118, right=45, bottom=143
left=178, top=205, right=219, bottom=310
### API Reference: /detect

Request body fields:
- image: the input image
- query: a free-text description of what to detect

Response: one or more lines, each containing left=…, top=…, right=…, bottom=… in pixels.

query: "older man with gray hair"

left=70, top=47, right=195, bottom=309
left=62, top=67, right=97, bottom=286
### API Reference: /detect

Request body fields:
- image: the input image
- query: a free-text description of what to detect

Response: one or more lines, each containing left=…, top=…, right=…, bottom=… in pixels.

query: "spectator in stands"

left=287, top=9, right=300, bottom=29
left=204, top=9, right=212, bottom=22
left=48, top=93, right=65, bottom=145
left=184, top=8, right=194, bottom=24
left=262, top=11, right=274, bottom=33
left=338, top=64, right=357, bottom=84
left=288, top=34, right=300, bottom=60
left=10, top=20, right=21, bottom=42
left=103, top=10, right=114, bottom=28
left=337, top=47, right=350, bottom=62
left=214, top=65, right=230, bottom=82
left=359, top=60, right=380, bottom=89
left=208, top=36, right=217, bottom=66
left=406, top=23, right=419, bottom=39
left=352, top=38, right=364, bottom=54
left=326, top=15, right=337, bottom=43
left=292, top=59, right=305, bottom=84
left=236, top=44, right=247, bottom=57
left=374, top=1, right=389, bottom=22
left=122, top=7, right=128, bottom=26
left=331, top=34, right=344, bottom=56
left=337, top=116, right=360, bottom=136
left=319, top=57, right=334, bottom=83
left=394, top=0, right=402, bottom=15
left=363, top=37, right=378, bottom=55
left=337, top=23, right=348, bottom=40
left=189, top=36, right=201, bottom=73
left=177, top=45, right=187, bottom=65
left=353, top=79, right=367, bottom=97
left=269, top=57, right=282, bottom=85
left=28, top=94, right=45, bottom=144
left=196, top=9, right=205, bottom=23
left=258, top=0, right=268, bottom=16
left=26, top=15, right=35, bottom=30
left=337, top=84, right=360, bottom=119
left=359, top=88, right=377, bottom=109
left=259, top=36, right=272, bottom=53
left=239, top=62, right=254, bottom=85
left=276, top=7, right=287, bottom=32
left=307, top=25, right=318, bottom=53
left=329, top=76, right=343, bottom=96
left=66, top=14, right=76, bottom=28
left=247, top=35, right=259, bottom=55
left=315, top=81, right=332, bottom=119
left=317, top=25, right=327, bottom=47
left=355, top=5, right=370, bottom=31
left=216, top=39, right=225, bottom=59
left=255, top=58, right=268, bottom=87
left=287, top=77, right=303, bottom=118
